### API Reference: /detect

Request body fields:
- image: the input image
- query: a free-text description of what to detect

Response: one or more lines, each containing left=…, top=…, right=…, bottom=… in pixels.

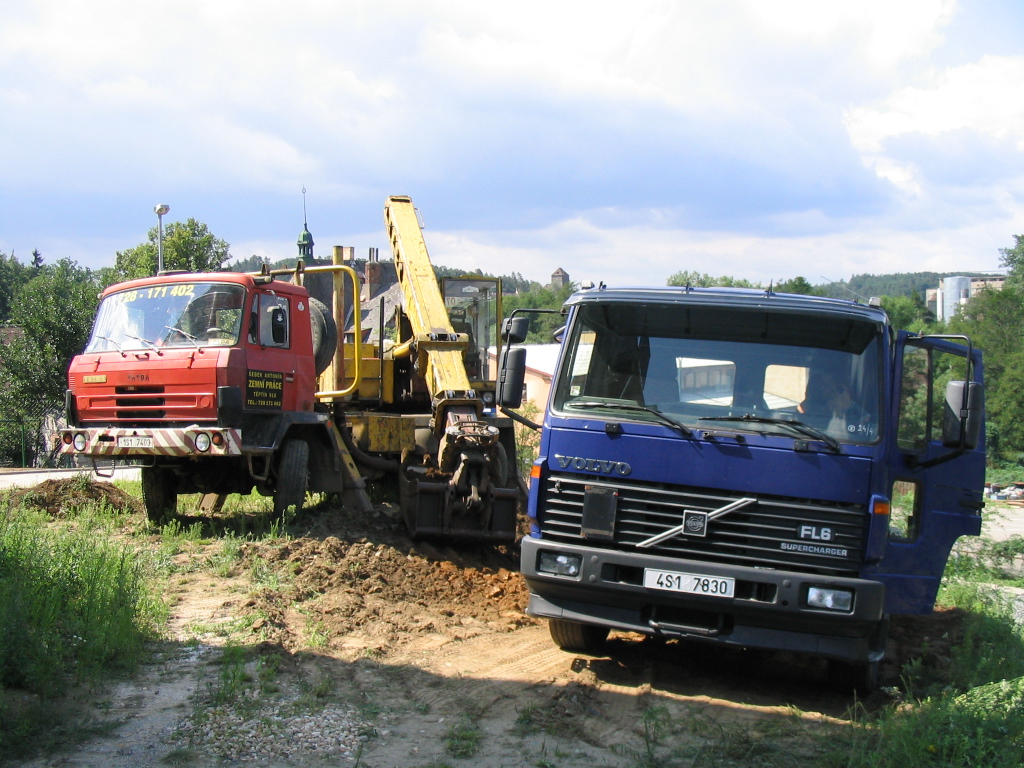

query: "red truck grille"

left=77, top=384, right=215, bottom=423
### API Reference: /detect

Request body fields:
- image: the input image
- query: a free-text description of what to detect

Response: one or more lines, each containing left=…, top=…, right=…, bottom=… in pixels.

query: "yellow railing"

left=249, top=259, right=362, bottom=398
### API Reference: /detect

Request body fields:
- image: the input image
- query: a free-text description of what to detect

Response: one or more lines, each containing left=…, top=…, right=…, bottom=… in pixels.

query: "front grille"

left=116, top=410, right=167, bottom=420
left=541, top=472, right=865, bottom=577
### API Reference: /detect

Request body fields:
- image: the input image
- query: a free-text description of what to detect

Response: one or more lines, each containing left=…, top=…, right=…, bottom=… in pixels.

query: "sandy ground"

left=6, top=480, right=999, bottom=767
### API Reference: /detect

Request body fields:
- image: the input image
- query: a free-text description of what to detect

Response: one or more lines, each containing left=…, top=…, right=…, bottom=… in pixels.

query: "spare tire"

left=309, top=297, right=338, bottom=376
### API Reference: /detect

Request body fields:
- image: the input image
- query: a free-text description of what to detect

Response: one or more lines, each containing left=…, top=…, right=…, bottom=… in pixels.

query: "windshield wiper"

left=698, top=414, right=840, bottom=453
left=124, top=333, right=163, bottom=355
left=569, top=401, right=693, bottom=437
left=164, top=325, right=200, bottom=348
left=95, top=335, right=126, bottom=356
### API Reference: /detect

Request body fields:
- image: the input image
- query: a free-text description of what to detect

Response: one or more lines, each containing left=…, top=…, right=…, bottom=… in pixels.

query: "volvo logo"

left=554, top=454, right=632, bottom=476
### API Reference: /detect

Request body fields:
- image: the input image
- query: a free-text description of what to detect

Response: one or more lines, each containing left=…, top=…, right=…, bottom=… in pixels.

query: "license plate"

left=117, top=436, right=154, bottom=448
left=644, top=569, right=735, bottom=597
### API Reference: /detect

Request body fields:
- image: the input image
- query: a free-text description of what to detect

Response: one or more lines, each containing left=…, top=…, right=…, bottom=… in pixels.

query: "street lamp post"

left=154, top=204, right=170, bottom=274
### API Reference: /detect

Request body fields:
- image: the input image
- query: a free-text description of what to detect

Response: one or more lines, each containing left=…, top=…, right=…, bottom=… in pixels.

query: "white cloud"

left=845, top=54, right=1024, bottom=192
left=847, top=55, right=1024, bottom=150
left=2, top=0, right=1022, bottom=289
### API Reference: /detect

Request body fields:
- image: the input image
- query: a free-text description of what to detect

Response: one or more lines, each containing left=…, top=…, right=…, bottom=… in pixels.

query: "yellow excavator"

left=327, top=196, right=522, bottom=541
left=62, top=196, right=520, bottom=542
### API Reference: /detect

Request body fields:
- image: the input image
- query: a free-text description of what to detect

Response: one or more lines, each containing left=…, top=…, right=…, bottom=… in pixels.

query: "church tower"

left=297, top=187, right=314, bottom=261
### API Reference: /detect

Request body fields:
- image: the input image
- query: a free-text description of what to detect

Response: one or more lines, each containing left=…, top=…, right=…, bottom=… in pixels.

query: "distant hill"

left=817, top=272, right=1000, bottom=301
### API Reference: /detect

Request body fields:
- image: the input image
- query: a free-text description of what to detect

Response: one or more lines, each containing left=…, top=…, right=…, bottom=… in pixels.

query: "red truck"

left=59, top=268, right=366, bottom=522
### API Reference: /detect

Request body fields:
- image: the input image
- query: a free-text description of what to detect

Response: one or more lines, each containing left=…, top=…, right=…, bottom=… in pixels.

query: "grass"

left=946, top=533, right=1024, bottom=585
left=0, top=495, right=166, bottom=759
left=7, top=472, right=1024, bottom=767
left=445, top=712, right=484, bottom=759
left=816, top=577, right=1024, bottom=768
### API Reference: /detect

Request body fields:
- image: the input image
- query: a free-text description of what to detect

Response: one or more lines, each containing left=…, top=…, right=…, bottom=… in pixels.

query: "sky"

left=2, top=0, right=1024, bottom=288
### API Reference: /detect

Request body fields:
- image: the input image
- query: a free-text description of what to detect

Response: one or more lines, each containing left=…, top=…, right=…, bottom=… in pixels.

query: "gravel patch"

left=174, top=698, right=373, bottom=762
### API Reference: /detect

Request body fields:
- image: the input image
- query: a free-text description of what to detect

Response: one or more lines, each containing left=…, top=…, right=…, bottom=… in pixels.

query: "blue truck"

left=498, top=285, right=985, bottom=690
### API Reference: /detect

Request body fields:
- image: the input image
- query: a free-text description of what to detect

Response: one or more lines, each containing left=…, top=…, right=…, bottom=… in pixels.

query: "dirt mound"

left=7, top=477, right=142, bottom=517
left=885, top=606, right=965, bottom=687
left=237, top=504, right=535, bottom=655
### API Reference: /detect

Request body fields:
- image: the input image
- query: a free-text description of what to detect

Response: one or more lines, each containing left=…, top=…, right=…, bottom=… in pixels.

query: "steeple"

left=297, top=186, right=314, bottom=259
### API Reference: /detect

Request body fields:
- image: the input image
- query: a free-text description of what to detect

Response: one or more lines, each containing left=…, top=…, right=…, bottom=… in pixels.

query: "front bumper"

left=58, top=426, right=243, bottom=458
left=522, top=537, right=886, bottom=662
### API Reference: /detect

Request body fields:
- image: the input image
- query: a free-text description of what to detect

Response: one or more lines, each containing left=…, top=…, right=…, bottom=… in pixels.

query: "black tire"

left=827, top=658, right=881, bottom=695
left=274, top=438, right=309, bottom=517
left=548, top=619, right=609, bottom=655
left=141, top=466, right=177, bottom=525
left=309, top=297, right=338, bottom=376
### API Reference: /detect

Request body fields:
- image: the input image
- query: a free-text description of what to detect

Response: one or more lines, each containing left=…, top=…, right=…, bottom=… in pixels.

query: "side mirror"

left=271, top=307, right=288, bottom=345
left=942, top=380, right=983, bottom=450
left=497, top=347, right=527, bottom=408
left=502, top=316, right=530, bottom=344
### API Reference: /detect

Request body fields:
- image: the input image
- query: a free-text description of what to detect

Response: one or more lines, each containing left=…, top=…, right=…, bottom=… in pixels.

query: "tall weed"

left=0, top=502, right=165, bottom=756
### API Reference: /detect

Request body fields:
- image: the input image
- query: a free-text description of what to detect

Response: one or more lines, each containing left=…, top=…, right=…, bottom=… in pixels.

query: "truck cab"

left=60, top=271, right=349, bottom=521
left=503, top=285, right=985, bottom=690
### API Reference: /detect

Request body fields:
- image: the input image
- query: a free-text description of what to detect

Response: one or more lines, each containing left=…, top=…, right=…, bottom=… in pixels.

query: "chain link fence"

left=0, top=401, right=67, bottom=468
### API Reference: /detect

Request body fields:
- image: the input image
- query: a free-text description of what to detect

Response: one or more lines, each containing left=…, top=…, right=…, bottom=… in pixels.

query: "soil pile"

left=237, top=503, right=535, bottom=654
left=6, top=476, right=142, bottom=517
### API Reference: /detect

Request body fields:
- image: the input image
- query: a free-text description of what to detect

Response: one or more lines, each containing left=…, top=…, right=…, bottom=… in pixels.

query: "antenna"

left=820, top=275, right=869, bottom=302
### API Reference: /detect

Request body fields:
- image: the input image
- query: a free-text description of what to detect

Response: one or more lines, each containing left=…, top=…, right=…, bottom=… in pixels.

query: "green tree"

left=999, top=235, right=1024, bottom=289
left=949, top=287, right=1024, bottom=381
left=666, top=271, right=762, bottom=288
left=0, top=252, right=31, bottom=322
left=774, top=276, right=816, bottom=295
left=988, top=348, right=1024, bottom=462
left=109, top=218, right=231, bottom=283
left=881, top=294, right=936, bottom=333
left=0, top=259, right=100, bottom=465
left=502, top=283, right=575, bottom=344
left=948, top=285, right=1024, bottom=463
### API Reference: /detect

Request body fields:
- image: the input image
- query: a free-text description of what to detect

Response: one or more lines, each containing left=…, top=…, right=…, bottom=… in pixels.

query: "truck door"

left=245, top=291, right=300, bottom=413
left=873, top=332, right=985, bottom=613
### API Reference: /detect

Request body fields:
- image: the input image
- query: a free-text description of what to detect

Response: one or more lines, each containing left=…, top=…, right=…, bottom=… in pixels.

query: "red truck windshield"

left=85, top=282, right=247, bottom=353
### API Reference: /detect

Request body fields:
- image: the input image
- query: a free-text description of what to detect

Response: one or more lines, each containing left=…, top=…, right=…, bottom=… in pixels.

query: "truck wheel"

left=141, top=466, right=177, bottom=525
left=827, top=658, right=880, bottom=694
left=274, top=438, right=309, bottom=517
left=548, top=619, right=609, bottom=655
left=309, top=298, right=338, bottom=376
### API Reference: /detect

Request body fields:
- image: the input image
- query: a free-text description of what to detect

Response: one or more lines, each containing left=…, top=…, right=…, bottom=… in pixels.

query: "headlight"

left=538, top=551, right=582, bottom=577
left=73, top=433, right=87, bottom=451
left=807, top=586, right=854, bottom=612
left=194, top=432, right=211, bottom=452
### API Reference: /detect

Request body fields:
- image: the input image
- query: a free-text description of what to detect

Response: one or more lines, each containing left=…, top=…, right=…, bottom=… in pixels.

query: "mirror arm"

left=500, top=406, right=542, bottom=432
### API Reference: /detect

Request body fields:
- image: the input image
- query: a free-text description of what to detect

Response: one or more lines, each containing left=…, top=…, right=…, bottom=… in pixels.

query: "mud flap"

left=488, top=486, right=520, bottom=539
left=399, top=467, right=447, bottom=537
left=399, top=467, right=518, bottom=542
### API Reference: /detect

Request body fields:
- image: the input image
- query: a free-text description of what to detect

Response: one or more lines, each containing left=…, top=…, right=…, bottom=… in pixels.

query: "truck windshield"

left=552, top=302, right=883, bottom=445
left=85, top=283, right=246, bottom=353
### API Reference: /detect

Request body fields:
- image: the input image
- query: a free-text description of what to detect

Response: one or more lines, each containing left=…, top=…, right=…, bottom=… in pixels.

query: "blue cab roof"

left=565, top=285, right=889, bottom=325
